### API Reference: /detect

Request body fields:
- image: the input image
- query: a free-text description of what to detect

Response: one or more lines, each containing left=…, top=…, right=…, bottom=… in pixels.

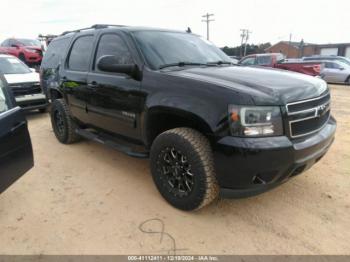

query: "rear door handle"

left=11, top=121, right=26, bottom=133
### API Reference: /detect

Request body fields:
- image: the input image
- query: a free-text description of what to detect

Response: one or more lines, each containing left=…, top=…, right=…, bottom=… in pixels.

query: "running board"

left=75, top=128, right=149, bottom=158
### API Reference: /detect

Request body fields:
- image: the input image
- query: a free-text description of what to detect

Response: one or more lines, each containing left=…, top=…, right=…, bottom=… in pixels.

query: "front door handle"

left=10, top=121, right=26, bottom=133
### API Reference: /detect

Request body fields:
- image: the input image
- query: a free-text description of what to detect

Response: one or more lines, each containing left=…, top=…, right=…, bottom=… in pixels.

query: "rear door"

left=61, top=34, right=95, bottom=124
left=0, top=75, right=33, bottom=194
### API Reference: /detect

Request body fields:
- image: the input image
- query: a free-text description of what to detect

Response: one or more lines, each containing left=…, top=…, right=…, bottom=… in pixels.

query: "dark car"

left=0, top=74, right=34, bottom=194
left=0, top=38, right=43, bottom=65
left=40, top=25, right=336, bottom=211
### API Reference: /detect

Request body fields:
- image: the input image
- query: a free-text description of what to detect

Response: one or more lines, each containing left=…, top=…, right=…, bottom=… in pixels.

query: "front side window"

left=133, top=31, right=231, bottom=70
left=240, top=57, right=256, bottom=65
left=68, top=35, right=94, bottom=72
left=0, top=79, right=9, bottom=113
left=94, top=34, right=133, bottom=71
left=0, top=57, right=31, bottom=74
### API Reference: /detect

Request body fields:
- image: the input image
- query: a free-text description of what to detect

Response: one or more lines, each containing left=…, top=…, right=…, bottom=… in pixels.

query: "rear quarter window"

left=41, top=37, right=72, bottom=68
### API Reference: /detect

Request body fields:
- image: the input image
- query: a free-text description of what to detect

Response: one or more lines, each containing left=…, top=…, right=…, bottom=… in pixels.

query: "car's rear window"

left=42, top=36, right=72, bottom=68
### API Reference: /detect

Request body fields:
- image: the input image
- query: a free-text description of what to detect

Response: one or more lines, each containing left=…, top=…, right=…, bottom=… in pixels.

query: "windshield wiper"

left=159, top=62, right=206, bottom=69
left=206, top=61, right=232, bottom=66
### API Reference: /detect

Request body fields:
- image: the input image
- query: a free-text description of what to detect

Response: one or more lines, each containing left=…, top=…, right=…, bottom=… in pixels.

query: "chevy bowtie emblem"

left=315, top=104, right=329, bottom=117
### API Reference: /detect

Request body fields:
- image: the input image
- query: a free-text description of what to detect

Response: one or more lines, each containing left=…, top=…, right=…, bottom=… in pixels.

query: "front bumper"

left=213, top=116, right=336, bottom=198
left=15, top=93, right=48, bottom=111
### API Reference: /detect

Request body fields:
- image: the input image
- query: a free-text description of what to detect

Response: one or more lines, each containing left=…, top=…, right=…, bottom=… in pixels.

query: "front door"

left=0, top=75, right=33, bottom=194
left=86, top=33, right=143, bottom=140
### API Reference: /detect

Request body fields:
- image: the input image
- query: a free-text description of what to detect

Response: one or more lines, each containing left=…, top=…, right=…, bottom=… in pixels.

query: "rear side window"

left=256, top=56, right=272, bottom=65
left=42, top=37, right=72, bottom=68
left=0, top=79, right=9, bottom=113
left=94, top=34, right=133, bottom=71
left=68, top=35, right=94, bottom=71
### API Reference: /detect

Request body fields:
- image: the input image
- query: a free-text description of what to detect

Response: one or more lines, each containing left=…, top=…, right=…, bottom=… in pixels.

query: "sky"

left=0, top=0, right=349, bottom=47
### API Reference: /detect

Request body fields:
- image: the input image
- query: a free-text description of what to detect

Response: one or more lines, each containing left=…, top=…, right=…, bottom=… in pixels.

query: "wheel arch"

left=143, top=105, right=215, bottom=148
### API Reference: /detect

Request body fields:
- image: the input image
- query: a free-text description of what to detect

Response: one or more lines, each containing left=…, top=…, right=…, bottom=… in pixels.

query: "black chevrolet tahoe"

left=40, top=24, right=336, bottom=211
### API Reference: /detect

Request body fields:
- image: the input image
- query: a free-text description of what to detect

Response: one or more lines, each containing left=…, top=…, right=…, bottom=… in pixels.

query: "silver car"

left=307, top=60, right=350, bottom=84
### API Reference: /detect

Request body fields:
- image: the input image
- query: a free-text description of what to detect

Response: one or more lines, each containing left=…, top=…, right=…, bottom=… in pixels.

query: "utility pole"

left=240, top=29, right=252, bottom=57
left=201, top=13, right=215, bottom=40
left=287, top=33, right=292, bottom=58
left=240, top=29, right=246, bottom=57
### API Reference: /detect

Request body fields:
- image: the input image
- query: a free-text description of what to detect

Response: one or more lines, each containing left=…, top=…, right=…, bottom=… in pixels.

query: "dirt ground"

left=0, top=85, right=349, bottom=255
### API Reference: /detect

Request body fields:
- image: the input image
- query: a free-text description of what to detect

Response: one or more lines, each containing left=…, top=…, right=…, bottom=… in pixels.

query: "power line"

left=201, top=13, right=214, bottom=40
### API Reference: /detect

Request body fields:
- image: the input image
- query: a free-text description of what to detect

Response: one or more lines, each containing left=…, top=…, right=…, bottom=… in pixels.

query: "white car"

left=0, top=54, right=47, bottom=112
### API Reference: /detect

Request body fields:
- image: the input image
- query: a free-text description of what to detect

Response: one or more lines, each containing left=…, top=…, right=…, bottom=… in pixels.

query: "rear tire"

left=50, top=99, right=80, bottom=144
left=150, top=128, right=219, bottom=211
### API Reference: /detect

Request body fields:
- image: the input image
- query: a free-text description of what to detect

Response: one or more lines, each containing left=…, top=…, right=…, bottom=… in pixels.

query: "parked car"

left=303, top=55, right=350, bottom=66
left=41, top=25, right=336, bottom=211
left=0, top=55, right=48, bottom=112
left=0, top=74, right=34, bottom=194
left=239, top=53, right=322, bottom=76
left=0, top=38, right=43, bottom=65
left=316, top=60, right=350, bottom=84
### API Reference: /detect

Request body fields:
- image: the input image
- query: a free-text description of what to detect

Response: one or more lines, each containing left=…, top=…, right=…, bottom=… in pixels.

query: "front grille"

left=286, top=92, right=331, bottom=138
left=9, top=82, right=42, bottom=96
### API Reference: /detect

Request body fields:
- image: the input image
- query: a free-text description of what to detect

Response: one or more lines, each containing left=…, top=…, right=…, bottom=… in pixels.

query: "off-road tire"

left=50, top=99, right=80, bottom=144
left=150, top=128, right=219, bottom=211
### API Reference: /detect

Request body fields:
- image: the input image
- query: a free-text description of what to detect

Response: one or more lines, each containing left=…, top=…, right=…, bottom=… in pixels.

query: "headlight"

left=228, top=105, right=283, bottom=137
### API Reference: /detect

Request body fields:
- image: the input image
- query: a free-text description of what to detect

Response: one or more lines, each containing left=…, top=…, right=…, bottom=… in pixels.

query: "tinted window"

left=240, top=57, right=256, bottom=65
left=0, top=80, right=9, bottom=113
left=256, top=56, right=272, bottom=65
left=95, top=34, right=133, bottom=71
left=68, top=35, right=94, bottom=71
left=42, top=37, right=72, bottom=68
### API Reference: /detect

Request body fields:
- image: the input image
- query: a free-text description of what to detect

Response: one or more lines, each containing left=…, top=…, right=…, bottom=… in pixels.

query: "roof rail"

left=61, top=24, right=126, bottom=36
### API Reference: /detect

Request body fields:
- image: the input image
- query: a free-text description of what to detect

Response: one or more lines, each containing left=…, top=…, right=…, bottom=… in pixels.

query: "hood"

left=165, top=66, right=328, bottom=105
left=4, top=72, right=39, bottom=84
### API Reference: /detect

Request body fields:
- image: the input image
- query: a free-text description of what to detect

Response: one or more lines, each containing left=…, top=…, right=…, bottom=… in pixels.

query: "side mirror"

left=339, top=67, right=345, bottom=71
left=97, top=55, right=141, bottom=80
left=11, top=44, right=19, bottom=48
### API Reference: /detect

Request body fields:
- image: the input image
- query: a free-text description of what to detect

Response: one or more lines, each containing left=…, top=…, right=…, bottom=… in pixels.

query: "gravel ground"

left=0, top=84, right=349, bottom=255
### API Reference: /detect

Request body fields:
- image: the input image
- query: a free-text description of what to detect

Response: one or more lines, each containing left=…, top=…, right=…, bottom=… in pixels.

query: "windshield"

left=0, top=57, right=31, bottom=74
left=133, top=31, right=231, bottom=69
left=17, top=39, right=41, bottom=47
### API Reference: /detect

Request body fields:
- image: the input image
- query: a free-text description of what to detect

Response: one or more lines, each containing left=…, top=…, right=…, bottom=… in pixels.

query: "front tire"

left=50, top=99, right=80, bottom=144
left=150, top=128, right=219, bottom=211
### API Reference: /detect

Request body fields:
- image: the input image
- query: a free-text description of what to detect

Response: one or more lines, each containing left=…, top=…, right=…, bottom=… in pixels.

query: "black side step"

left=75, top=128, right=149, bottom=158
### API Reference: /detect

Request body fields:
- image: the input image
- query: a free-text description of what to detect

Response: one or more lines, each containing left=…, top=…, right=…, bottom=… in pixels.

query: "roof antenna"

left=186, top=27, right=192, bottom=33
